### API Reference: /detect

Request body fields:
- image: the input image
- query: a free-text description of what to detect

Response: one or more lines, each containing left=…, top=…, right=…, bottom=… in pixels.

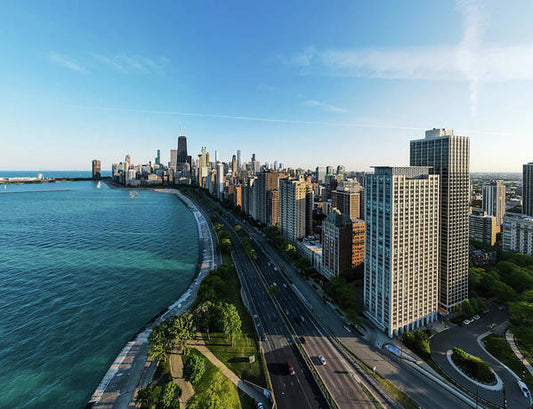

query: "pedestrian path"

left=190, top=334, right=270, bottom=407
left=169, top=347, right=195, bottom=406
left=506, top=330, right=533, bottom=377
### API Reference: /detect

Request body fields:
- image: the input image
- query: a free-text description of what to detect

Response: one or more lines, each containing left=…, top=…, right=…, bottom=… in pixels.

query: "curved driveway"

left=430, top=305, right=530, bottom=409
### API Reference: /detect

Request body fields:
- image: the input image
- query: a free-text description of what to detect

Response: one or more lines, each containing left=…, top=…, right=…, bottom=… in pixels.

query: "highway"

left=189, top=190, right=399, bottom=408
left=188, top=192, right=328, bottom=409
left=193, top=189, right=474, bottom=409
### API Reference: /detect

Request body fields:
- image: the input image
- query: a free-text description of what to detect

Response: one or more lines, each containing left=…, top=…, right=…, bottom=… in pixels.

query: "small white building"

left=503, top=213, right=533, bottom=255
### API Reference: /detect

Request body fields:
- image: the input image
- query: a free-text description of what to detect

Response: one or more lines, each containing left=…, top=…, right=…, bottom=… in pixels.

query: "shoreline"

left=87, top=188, right=217, bottom=408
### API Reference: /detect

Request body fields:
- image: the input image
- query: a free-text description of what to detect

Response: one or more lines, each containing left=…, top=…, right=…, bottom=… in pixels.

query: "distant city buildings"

left=92, top=160, right=101, bottom=180
left=503, top=213, right=533, bottom=255
left=524, top=162, right=533, bottom=217
left=482, top=180, right=506, bottom=228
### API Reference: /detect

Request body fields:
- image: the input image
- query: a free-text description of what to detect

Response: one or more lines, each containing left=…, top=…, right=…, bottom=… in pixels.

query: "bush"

left=402, top=331, right=431, bottom=360
left=324, top=277, right=361, bottom=321
left=451, top=347, right=495, bottom=384
left=184, top=353, right=206, bottom=384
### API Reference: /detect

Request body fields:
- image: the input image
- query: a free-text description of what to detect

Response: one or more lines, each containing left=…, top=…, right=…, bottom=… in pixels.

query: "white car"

left=318, top=355, right=326, bottom=365
left=518, top=380, right=530, bottom=398
left=473, top=314, right=480, bottom=321
left=344, top=325, right=352, bottom=333
left=463, top=319, right=471, bottom=326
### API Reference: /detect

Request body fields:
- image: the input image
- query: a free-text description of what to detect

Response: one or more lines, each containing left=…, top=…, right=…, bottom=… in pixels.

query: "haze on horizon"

left=0, top=0, right=532, bottom=173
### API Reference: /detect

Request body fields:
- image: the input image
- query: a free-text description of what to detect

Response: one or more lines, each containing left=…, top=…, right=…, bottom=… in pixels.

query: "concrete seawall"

left=87, top=188, right=217, bottom=409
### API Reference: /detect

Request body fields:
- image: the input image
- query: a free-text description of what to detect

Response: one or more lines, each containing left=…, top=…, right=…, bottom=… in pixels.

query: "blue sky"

left=1, top=0, right=532, bottom=172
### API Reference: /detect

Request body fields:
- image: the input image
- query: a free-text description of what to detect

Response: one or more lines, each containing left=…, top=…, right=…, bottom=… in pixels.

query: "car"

left=261, top=334, right=267, bottom=341
left=299, top=336, right=306, bottom=344
left=463, top=319, right=471, bottom=326
left=287, top=362, right=295, bottom=375
left=473, top=314, right=480, bottom=320
left=498, top=305, right=506, bottom=311
left=344, top=325, right=352, bottom=333
left=318, top=355, right=326, bottom=365
left=256, top=403, right=264, bottom=409
left=282, top=283, right=287, bottom=288
left=518, top=380, right=530, bottom=398
left=300, top=315, right=305, bottom=323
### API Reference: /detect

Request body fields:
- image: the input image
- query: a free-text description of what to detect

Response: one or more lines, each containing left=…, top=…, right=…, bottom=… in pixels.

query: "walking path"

left=190, top=334, right=270, bottom=407
left=169, top=348, right=195, bottom=406
left=506, top=330, right=533, bottom=377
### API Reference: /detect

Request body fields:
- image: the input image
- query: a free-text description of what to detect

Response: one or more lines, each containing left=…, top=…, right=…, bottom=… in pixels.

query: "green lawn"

left=483, top=335, right=533, bottom=390
left=193, top=243, right=267, bottom=388
left=201, top=254, right=267, bottom=387
left=187, top=349, right=244, bottom=409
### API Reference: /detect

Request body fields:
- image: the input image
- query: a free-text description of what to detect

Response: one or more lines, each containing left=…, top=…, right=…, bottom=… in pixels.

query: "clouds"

left=47, top=52, right=169, bottom=74
left=286, top=0, right=533, bottom=116
left=47, top=52, right=87, bottom=73
left=303, top=99, right=346, bottom=113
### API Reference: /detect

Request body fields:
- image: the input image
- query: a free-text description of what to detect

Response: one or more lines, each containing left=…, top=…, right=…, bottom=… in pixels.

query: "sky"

left=0, top=0, right=532, bottom=172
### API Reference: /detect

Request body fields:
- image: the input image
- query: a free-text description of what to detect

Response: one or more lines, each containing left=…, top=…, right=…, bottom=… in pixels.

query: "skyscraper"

left=170, top=149, right=178, bottom=170
left=410, top=128, right=470, bottom=313
left=237, top=150, right=241, bottom=170
left=524, top=163, right=533, bottom=217
left=232, top=155, right=238, bottom=175
left=177, top=135, right=188, bottom=164
left=365, top=167, right=440, bottom=337
left=279, top=175, right=308, bottom=242
left=255, top=170, right=279, bottom=225
left=482, top=180, right=506, bottom=227
left=155, top=149, right=161, bottom=166
left=92, top=160, right=101, bottom=180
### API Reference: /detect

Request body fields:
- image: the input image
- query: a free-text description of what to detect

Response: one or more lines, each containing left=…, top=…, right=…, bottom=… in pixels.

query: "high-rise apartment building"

left=351, top=219, right=365, bottom=270
left=92, top=160, right=101, bottom=180
left=237, top=150, right=241, bottom=170
left=332, top=191, right=361, bottom=219
left=267, top=189, right=280, bottom=227
left=216, top=162, right=224, bottom=199
left=255, top=170, right=279, bottom=225
left=524, top=163, right=533, bottom=217
left=469, top=210, right=497, bottom=246
left=503, top=213, right=533, bottom=255
left=482, top=180, right=506, bottom=227
left=365, top=167, right=440, bottom=338
left=322, top=210, right=352, bottom=278
left=279, top=175, right=308, bottom=242
left=410, top=128, right=470, bottom=313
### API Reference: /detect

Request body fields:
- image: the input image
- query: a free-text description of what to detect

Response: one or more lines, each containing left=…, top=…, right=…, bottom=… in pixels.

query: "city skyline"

left=1, top=1, right=533, bottom=172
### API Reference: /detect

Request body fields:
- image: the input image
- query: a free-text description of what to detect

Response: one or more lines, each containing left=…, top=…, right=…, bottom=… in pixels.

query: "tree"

left=194, top=301, right=214, bottom=341
left=168, top=311, right=196, bottom=355
left=268, top=284, right=280, bottom=296
left=136, top=383, right=158, bottom=409
left=147, top=321, right=173, bottom=362
left=158, top=382, right=181, bottom=409
left=183, top=353, right=206, bottom=384
left=216, top=302, right=242, bottom=347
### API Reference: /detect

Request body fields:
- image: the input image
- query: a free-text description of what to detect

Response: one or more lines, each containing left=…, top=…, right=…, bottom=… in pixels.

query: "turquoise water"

left=0, top=181, right=199, bottom=408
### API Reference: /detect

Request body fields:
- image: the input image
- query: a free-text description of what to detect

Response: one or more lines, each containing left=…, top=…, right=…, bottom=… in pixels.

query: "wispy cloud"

left=48, top=52, right=87, bottom=73
left=285, top=0, right=533, bottom=116
left=91, top=54, right=169, bottom=74
left=66, top=104, right=510, bottom=136
left=304, top=99, right=346, bottom=113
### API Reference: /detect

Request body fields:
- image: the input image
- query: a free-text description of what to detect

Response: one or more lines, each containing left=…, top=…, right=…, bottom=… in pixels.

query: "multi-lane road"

left=188, top=192, right=328, bottom=409
left=190, top=189, right=474, bottom=409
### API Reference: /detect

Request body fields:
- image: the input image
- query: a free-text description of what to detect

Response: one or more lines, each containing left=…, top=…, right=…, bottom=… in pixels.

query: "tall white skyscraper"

left=237, top=150, right=241, bottom=170
left=482, top=180, right=506, bottom=227
left=410, top=128, right=470, bottom=313
left=364, top=167, right=440, bottom=337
